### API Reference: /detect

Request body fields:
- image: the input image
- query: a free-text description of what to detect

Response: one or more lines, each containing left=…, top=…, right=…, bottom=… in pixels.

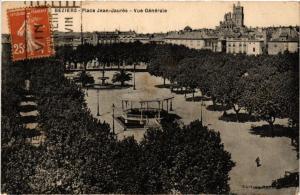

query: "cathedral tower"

left=232, top=2, right=244, bottom=27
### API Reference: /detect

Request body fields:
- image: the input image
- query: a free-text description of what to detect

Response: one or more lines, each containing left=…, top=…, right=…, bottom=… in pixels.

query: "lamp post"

left=112, top=103, right=115, bottom=135
left=133, top=63, right=136, bottom=90
left=101, top=63, right=105, bottom=85
left=200, top=98, right=204, bottom=125
left=97, top=89, right=100, bottom=116
left=170, top=99, right=173, bottom=111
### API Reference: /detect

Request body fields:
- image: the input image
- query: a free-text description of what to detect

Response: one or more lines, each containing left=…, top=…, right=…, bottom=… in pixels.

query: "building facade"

left=226, top=37, right=264, bottom=55
left=54, top=30, right=139, bottom=47
left=164, top=30, right=219, bottom=51
left=267, top=29, right=299, bottom=55
left=93, top=30, right=137, bottom=45
left=54, top=32, right=82, bottom=48
left=226, top=37, right=247, bottom=54
left=247, top=40, right=264, bottom=55
left=217, top=40, right=226, bottom=52
left=134, top=34, right=151, bottom=44
left=96, top=31, right=120, bottom=45
left=164, top=37, right=205, bottom=50
left=118, top=30, right=137, bottom=43
left=268, top=39, right=299, bottom=55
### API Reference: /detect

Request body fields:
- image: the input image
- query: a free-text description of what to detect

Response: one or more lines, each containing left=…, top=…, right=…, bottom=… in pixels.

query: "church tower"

left=232, top=2, right=244, bottom=27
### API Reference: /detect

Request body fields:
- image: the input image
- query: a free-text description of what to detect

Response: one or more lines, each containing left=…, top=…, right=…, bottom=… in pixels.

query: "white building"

left=247, top=40, right=264, bottom=55
left=267, top=35, right=299, bottom=55
left=164, top=31, right=219, bottom=51
left=118, top=30, right=137, bottom=43
left=226, top=37, right=264, bottom=55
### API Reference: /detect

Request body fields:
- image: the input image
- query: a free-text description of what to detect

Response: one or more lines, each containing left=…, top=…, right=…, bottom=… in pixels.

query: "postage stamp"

left=7, top=7, right=54, bottom=61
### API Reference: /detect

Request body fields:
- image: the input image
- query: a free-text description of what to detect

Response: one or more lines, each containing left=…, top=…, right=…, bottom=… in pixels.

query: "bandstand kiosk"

left=117, top=91, right=174, bottom=129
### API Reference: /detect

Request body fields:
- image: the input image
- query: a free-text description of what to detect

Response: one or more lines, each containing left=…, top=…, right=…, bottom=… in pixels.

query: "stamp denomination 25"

left=7, top=7, right=54, bottom=61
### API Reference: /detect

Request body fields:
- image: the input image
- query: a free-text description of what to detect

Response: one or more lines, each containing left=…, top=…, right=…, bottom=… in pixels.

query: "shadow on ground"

left=154, top=84, right=171, bottom=89
left=170, top=89, right=195, bottom=94
left=206, top=104, right=231, bottom=111
left=272, top=172, right=299, bottom=189
left=250, top=124, right=298, bottom=139
left=219, top=113, right=260, bottom=123
left=86, top=84, right=132, bottom=90
left=242, top=172, right=299, bottom=190
left=162, top=112, right=182, bottom=122
left=185, top=96, right=211, bottom=102
left=160, top=113, right=183, bottom=129
left=250, top=124, right=299, bottom=158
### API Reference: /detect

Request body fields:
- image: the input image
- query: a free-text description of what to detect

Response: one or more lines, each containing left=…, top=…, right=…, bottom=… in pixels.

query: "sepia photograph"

left=1, top=1, right=299, bottom=194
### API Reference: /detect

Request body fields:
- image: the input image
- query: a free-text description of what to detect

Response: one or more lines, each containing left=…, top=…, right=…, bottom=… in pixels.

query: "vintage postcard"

left=1, top=1, right=299, bottom=194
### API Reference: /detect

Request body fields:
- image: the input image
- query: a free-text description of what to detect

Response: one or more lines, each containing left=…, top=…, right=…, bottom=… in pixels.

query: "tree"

left=75, top=71, right=95, bottom=87
left=111, top=137, right=143, bottom=193
left=140, top=120, right=235, bottom=194
left=112, top=69, right=132, bottom=87
left=148, top=57, right=164, bottom=81
left=246, top=64, right=288, bottom=133
left=177, top=57, right=200, bottom=100
left=25, top=59, right=116, bottom=193
left=1, top=54, right=43, bottom=194
left=148, top=44, right=191, bottom=86
left=2, top=141, right=42, bottom=194
left=55, top=45, right=75, bottom=69
left=76, top=44, right=95, bottom=70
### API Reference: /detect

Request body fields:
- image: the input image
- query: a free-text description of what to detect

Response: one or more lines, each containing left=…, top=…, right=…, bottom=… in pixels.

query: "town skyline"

left=1, top=1, right=299, bottom=34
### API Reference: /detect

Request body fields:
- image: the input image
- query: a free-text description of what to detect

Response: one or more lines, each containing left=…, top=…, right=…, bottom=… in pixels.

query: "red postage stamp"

left=7, top=7, right=54, bottom=61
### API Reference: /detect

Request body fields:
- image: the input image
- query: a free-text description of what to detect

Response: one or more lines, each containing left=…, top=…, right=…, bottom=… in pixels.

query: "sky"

left=2, top=1, right=300, bottom=33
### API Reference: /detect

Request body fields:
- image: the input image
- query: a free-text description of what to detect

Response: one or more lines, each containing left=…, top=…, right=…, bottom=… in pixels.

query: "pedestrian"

left=255, top=157, right=261, bottom=167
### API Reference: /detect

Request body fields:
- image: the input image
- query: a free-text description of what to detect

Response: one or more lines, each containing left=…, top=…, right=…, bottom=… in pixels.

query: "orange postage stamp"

left=7, top=7, right=54, bottom=61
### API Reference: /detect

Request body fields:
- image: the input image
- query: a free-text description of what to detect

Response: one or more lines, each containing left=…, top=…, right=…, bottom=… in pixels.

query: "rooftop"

left=165, top=31, right=217, bottom=40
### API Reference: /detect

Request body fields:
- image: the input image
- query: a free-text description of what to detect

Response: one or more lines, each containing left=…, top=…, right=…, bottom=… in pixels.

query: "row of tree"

left=56, top=42, right=298, bottom=136
left=2, top=52, right=235, bottom=193
left=56, top=42, right=152, bottom=70
left=148, top=49, right=299, bottom=132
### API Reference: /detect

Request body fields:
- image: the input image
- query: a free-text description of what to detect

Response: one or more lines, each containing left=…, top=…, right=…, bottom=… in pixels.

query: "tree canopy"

left=2, top=53, right=235, bottom=194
